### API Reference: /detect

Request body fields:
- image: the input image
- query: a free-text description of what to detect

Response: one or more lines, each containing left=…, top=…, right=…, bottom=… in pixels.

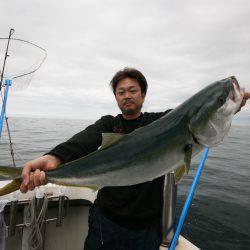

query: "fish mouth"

left=229, top=77, right=244, bottom=105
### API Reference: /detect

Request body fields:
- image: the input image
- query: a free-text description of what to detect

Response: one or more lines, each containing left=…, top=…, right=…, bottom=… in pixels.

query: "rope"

left=24, top=195, right=48, bottom=250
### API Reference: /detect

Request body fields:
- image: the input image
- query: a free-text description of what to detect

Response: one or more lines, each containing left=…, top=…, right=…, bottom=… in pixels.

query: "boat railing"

left=161, top=148, right=209, bottom=249
left=3, top=191, right=70, bottom=237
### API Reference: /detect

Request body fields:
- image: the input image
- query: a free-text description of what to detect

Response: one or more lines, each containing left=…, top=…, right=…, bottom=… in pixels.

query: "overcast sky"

left=0, top=0, right=250, bottom=122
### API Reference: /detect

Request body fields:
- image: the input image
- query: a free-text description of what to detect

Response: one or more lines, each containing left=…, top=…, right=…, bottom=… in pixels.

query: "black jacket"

left=48, top=110, right=171, bottom=228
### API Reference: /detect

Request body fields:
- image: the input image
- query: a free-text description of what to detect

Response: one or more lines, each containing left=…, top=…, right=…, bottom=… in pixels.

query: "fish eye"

left=218, top=95, right=225, bottom=104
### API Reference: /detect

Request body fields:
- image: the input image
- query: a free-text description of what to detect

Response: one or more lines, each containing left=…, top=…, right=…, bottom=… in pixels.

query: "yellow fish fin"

left=174, top=143, right=204, bottom=183
left=0, top=178, right=22, bottom=196
left=99, top=133, right=125, bottom=150
left=174, top=165, right=186, bottom=183
left=0, top=166, right=22, bottom=178
left=192, top=143, right=203, bottom=157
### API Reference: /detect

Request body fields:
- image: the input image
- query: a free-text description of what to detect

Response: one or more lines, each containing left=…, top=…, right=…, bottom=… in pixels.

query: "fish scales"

left=46, top=110, right=192, bottom=186
left=0, top=76, right=245, bottom=195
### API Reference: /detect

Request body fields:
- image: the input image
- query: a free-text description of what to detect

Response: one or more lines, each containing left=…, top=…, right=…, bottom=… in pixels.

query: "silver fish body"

left=0, top=76, right=244, bottom=195
left=46, top=76, right=243, bottom=188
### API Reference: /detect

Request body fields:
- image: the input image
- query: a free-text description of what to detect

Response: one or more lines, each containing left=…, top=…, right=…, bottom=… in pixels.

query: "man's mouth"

left=123, top=101, right=134, bottom=107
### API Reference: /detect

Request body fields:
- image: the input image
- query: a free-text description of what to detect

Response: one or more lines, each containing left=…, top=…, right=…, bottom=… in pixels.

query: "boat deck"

left=0, top=181, right=199, bottom=250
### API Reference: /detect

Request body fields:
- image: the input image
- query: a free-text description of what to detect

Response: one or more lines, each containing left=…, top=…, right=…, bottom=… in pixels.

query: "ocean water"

left=0, top=117, right=249, bottom=250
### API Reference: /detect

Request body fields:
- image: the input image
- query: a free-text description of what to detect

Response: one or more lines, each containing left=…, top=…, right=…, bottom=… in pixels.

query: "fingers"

left=40, top=171, right=46, bottom=185
left=34, top=169, right=46, bottom=186
left=239, top=92, right=250, bottom=111
left=241, top=98, right=247, bottom=107
left=244, top=92, right=250, bottom=99
left=20, top=155, right=59, bottom=193
left=28, top=172, right=35, bottom=191
left=22, top=162, right=33, bottom=186
left=20, top=169, right=46, bottom=193
left=20, top=156, right=47, bottom=193
left=20, top=182, right=28, bottom=193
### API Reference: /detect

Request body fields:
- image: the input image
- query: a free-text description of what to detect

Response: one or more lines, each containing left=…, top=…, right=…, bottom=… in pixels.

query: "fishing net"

left=0, top=29, right=47, bottom=167
left=0, top=33, right=47, bottom=90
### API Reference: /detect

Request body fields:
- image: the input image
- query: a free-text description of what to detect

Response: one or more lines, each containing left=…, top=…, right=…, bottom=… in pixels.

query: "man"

left=20, top=68, right=249, bottom=250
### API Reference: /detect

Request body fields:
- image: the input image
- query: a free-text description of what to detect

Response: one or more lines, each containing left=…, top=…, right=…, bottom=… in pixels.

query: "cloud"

left=0, top=0, right=249, bottom=121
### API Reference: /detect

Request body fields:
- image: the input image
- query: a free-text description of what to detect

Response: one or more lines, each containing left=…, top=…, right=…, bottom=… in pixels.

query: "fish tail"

left=0, top=166, right=22, bottom=178
left=0, top=166, right=23, bottom=196
left=0, top=178, right=22, bottom=196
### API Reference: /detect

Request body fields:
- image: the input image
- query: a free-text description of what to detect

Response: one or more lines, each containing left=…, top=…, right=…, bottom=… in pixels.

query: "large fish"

left=0, top=76, right=244, bottom=196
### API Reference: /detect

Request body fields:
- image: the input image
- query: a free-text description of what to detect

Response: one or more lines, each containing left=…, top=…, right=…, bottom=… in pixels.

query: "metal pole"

left=161, top=172, right=177, bottom=247
left=170, top=147, right=209, bottom=250
left=0, top=79, right=12, bottom=137
left=8, top=200, right=18, bottom=237
left=0, top=29, right=14, bottom=91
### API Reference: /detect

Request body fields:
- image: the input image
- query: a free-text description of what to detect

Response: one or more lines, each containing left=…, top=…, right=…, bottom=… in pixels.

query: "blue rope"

left=0, top=79, right=12, bottom=137
left=170, top=147, right=209, bottom=249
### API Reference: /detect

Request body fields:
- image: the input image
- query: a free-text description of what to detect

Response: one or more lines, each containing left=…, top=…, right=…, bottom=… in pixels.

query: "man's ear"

left=142, top=93, right=146, bottom=99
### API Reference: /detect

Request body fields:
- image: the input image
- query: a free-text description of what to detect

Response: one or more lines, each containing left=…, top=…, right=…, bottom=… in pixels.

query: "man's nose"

left=124, top=91, right=131, bottom=98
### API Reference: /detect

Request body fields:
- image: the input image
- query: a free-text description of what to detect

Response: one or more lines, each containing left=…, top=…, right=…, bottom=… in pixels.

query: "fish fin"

left=0, top=178, right=22, bottom=196
left=184, top=144, right=193, bottom=173
left=99, top=133, right=125, bottom=150
left=192, top=143, right=203, bottom=157
left=174, top=165, right=186, bottom=183
left=0, top=166, right=22, bottom=178
left=174, top=143, right=202, bottom=183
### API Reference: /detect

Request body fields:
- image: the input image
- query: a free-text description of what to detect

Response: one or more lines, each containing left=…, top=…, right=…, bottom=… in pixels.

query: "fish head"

left=189, top=76, right=244, bottom=147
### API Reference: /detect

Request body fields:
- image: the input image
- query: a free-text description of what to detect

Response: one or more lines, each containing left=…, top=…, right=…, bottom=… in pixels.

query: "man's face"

left=115, top=77, right=145, bottom=116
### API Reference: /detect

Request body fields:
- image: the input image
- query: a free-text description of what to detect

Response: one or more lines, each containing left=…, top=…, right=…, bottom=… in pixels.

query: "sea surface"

left=0, top=117, right=249, bottom=250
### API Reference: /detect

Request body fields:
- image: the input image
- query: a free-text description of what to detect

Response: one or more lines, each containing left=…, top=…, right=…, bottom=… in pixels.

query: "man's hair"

left=110, top=67, right=148, bottom=95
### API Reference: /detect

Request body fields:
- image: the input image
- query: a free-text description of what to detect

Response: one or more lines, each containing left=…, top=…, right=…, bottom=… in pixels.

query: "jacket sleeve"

left=46, top=115, right=113, bottom=163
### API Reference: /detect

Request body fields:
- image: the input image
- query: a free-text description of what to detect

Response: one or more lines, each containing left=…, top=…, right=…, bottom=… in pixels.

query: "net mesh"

left=0, top=37, right=47, bottom=90
left=0, top=31, right=47, bottom=166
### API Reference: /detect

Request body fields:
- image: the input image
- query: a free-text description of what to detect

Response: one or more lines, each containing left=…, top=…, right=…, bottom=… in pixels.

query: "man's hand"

left=241, top=92, right=250, bottom=107
left=20, top=154, right=62, bottom=193
left=237, top=92, right=250, bottom=112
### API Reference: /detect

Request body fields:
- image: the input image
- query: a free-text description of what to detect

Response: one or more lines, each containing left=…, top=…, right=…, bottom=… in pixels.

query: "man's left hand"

left=238, top=92, right=250, bottom=112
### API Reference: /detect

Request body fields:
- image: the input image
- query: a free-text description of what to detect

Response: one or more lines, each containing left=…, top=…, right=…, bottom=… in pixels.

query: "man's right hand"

left=20, top=154, right=62, bottom=193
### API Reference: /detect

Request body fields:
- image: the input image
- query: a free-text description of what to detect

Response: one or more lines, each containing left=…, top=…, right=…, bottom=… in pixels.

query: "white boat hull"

left=0, top=180, right=199, bottom=250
